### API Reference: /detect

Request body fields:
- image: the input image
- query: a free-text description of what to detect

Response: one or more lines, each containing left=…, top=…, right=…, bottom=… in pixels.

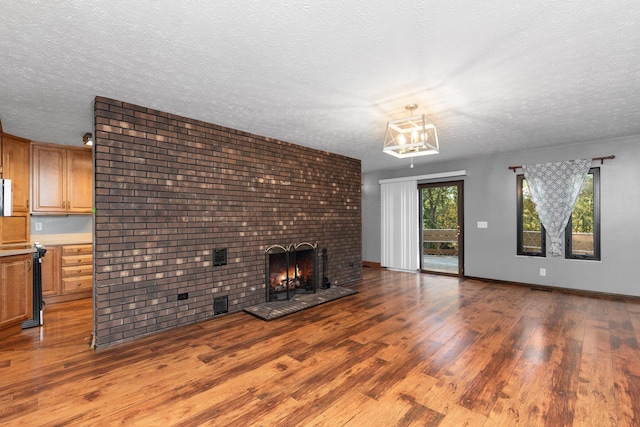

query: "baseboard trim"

left=362, top=261, right=382, bottom=268
left=464, top=275, right=640, bottom=301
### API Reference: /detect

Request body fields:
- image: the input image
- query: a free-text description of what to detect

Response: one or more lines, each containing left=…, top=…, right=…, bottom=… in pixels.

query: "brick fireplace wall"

left=93, top=97, right=361, bottom=348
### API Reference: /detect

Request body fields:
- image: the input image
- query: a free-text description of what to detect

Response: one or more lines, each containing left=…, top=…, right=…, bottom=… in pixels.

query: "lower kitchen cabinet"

left=0, top=253, right=32, bottom=336
left=41, top=245, right=60, bottom=298
left=41, top=243, right=92, bottom=304
left=61, top=244, right=93, bottom=294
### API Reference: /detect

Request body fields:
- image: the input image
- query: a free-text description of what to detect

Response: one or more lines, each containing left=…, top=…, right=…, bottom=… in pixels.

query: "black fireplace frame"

left=265, top=241, right=319, bottom=301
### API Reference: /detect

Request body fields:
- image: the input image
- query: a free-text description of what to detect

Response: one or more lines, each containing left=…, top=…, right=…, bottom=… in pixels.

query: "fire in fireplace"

left=265, top=242, right=318, bottom=301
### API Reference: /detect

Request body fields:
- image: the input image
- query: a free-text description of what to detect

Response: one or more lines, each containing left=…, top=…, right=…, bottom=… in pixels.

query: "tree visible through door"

left=420, top=182, right=463, bottom=275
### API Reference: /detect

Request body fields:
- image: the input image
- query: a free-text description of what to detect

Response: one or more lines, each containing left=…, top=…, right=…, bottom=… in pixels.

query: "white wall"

left=362, top=135, right=640, bottom=297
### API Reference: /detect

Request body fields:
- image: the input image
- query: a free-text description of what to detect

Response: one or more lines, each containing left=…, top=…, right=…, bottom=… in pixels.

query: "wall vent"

left=214, top=296, right=228, bottom=315
left=213, top=248, right=227, bottom=266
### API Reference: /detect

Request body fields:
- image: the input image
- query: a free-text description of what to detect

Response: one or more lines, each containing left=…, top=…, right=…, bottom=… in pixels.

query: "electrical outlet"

left=178, top=292, right=189, bottom=300
left=540, top=268, right=546, bottom=277
left=35, top=222, right=43, bottom=231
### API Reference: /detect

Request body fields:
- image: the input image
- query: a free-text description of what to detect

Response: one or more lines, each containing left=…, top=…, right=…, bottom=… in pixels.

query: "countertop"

left=0, top=233, right=92, bottom=257
left=31, top=233, right=93, bottom=246
left=0, top=243, right=37, bottom=257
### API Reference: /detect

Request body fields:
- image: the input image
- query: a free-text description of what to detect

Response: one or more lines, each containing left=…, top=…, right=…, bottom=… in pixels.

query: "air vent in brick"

left=213, top=248, right=227, bottom=266
left=214, top=296, right=229, bottom=315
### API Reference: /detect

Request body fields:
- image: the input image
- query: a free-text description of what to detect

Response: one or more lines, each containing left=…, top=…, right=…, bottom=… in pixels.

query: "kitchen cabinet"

left=2, top=133, right=31, bottom=213
left=0, top=216, right=29, bottom=244
left=0, top=132, right=30, bottom=244
left=41, top=245, right=60, bottom=298
left=0, top=253, right=32, bottom=336
left=42, top=243, right=92, bottom=304
left=31, top=143, right=92, bottom=214
left=61, top=244, right=93, bottom=294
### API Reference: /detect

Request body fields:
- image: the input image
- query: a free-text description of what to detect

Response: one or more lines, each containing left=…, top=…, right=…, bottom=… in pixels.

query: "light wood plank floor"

left=2, top=268, right=640, bottom=426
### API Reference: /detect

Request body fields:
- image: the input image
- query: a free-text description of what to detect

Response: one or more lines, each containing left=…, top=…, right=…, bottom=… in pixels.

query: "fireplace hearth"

left=265, top=242, right=318, bottom=301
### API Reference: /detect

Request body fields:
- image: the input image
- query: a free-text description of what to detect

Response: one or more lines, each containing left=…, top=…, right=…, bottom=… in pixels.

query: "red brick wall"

left=93, top=97, right=362, bottom=348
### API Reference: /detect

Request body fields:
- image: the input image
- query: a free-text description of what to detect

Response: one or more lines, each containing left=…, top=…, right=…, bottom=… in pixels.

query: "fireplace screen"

left=265, top=242, right=318, bottom=301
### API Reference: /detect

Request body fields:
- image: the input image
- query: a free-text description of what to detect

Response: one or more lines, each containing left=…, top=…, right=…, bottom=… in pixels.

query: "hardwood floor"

left=2, top=268, right=640, bottom=426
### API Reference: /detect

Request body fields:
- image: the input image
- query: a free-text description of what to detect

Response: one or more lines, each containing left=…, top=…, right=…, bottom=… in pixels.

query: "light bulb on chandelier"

left=383, top=103, right=439, bottom=167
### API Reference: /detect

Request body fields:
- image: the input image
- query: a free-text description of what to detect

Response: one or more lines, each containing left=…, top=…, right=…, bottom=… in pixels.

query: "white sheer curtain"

left=523, top=159, right=592, bottom=256
left=380, top=180, right=419, bottom=270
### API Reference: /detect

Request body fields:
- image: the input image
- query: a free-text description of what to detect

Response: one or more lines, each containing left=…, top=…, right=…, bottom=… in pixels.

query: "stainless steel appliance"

left=22, top=244, right=46, bottom=329
left=0, top=179, right=11, bottom=216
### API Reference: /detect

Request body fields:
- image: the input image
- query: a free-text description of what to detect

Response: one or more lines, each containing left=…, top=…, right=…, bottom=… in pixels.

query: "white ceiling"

left=1, top=1, right=639, bottom=172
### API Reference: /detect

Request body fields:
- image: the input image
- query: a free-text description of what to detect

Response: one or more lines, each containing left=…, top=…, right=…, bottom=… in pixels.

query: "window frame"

left=516, top=174, right=546, bottom=257
left=565, top=167, right=600, bottom=261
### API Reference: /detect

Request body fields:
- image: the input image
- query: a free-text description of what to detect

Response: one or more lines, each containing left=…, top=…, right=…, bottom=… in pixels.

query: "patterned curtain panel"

left=523, top=159, right=592, bottom=256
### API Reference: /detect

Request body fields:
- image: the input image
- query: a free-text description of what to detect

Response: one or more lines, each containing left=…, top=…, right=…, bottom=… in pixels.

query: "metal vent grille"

left=214, top=296, right=228, bottom=315
left=213, top=248, right=227, bottom=266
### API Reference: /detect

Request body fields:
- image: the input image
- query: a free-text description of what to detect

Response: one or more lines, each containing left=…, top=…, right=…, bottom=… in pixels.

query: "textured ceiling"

left=1, top=1, right=639, bottom=172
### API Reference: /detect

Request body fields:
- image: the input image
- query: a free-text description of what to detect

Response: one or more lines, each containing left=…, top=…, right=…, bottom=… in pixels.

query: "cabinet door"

left=32, top=144, right=66, bottom=213
left=0, top=254, right=32, bottom=330
left=2, top=134, right=31, bottom=213
left=41, top=245, right=60, bottom=298
left=0, top=215, right=29, bottom=244
left=66, top=149, right=93, bottom=213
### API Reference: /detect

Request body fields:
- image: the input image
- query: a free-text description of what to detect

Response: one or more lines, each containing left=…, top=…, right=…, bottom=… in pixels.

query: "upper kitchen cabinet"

left=66, top=148, right=93, bottom=212
left=31, top=143, right=93, bottom=214
left=1, top=133, right=31, bottom=213
left=0, top=130, right=31, bottom=244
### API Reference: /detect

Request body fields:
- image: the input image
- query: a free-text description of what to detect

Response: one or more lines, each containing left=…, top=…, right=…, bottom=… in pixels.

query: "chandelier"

left=383, top=104, right=439, bottom=159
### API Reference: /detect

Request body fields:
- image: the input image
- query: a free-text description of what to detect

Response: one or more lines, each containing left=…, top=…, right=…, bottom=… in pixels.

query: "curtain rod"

left=508, top=155, right=615, bottom=172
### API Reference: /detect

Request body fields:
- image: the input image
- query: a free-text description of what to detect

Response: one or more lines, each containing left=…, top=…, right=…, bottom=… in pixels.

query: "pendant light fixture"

left=383, top=104, right=439, bottom=162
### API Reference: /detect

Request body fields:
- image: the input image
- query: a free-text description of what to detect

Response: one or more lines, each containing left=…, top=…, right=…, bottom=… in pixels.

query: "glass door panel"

left=420, top=181, right=463, bottom=275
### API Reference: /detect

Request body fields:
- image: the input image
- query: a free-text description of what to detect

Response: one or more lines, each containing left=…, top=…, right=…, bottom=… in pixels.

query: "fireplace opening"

left=265, top=242, right=318, bottom=301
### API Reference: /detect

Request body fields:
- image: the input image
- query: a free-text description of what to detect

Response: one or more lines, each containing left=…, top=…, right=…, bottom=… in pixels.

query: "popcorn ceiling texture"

left=1, top=2, right=639, bottom=173
left=93, top=97, right=361, bottom=348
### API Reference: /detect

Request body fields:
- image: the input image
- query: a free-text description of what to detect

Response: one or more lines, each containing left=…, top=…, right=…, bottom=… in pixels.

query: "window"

left=517, top=175, right=546, bottom=256
left=565, top=168, right=600, bottom=260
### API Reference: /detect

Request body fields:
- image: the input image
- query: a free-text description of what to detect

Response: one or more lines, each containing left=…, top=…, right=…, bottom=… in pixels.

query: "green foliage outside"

left=523, top=174, right=594, bottom=233
left=571, top=174, right=594, bottom=233
left=522, top=180, right=542, bottom=232
left=421, top=186, right=459, bottom=255
left=422, top=186, right=458, bottom=230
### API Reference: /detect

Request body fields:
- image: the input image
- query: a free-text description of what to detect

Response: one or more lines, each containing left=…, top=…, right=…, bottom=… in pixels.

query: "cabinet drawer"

left=61, top=254, right=93, bottom=267
left=62, top=245, right=92, bottom=256
left=62, top=264, right=93, bottom=278
left=62, top=276, right=92, bottom=293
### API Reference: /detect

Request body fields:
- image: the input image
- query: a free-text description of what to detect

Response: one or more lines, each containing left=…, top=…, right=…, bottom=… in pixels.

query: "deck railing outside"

left=423, top=229, right=594, bottom=256
left=423, top=229, right=458, bottom=255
